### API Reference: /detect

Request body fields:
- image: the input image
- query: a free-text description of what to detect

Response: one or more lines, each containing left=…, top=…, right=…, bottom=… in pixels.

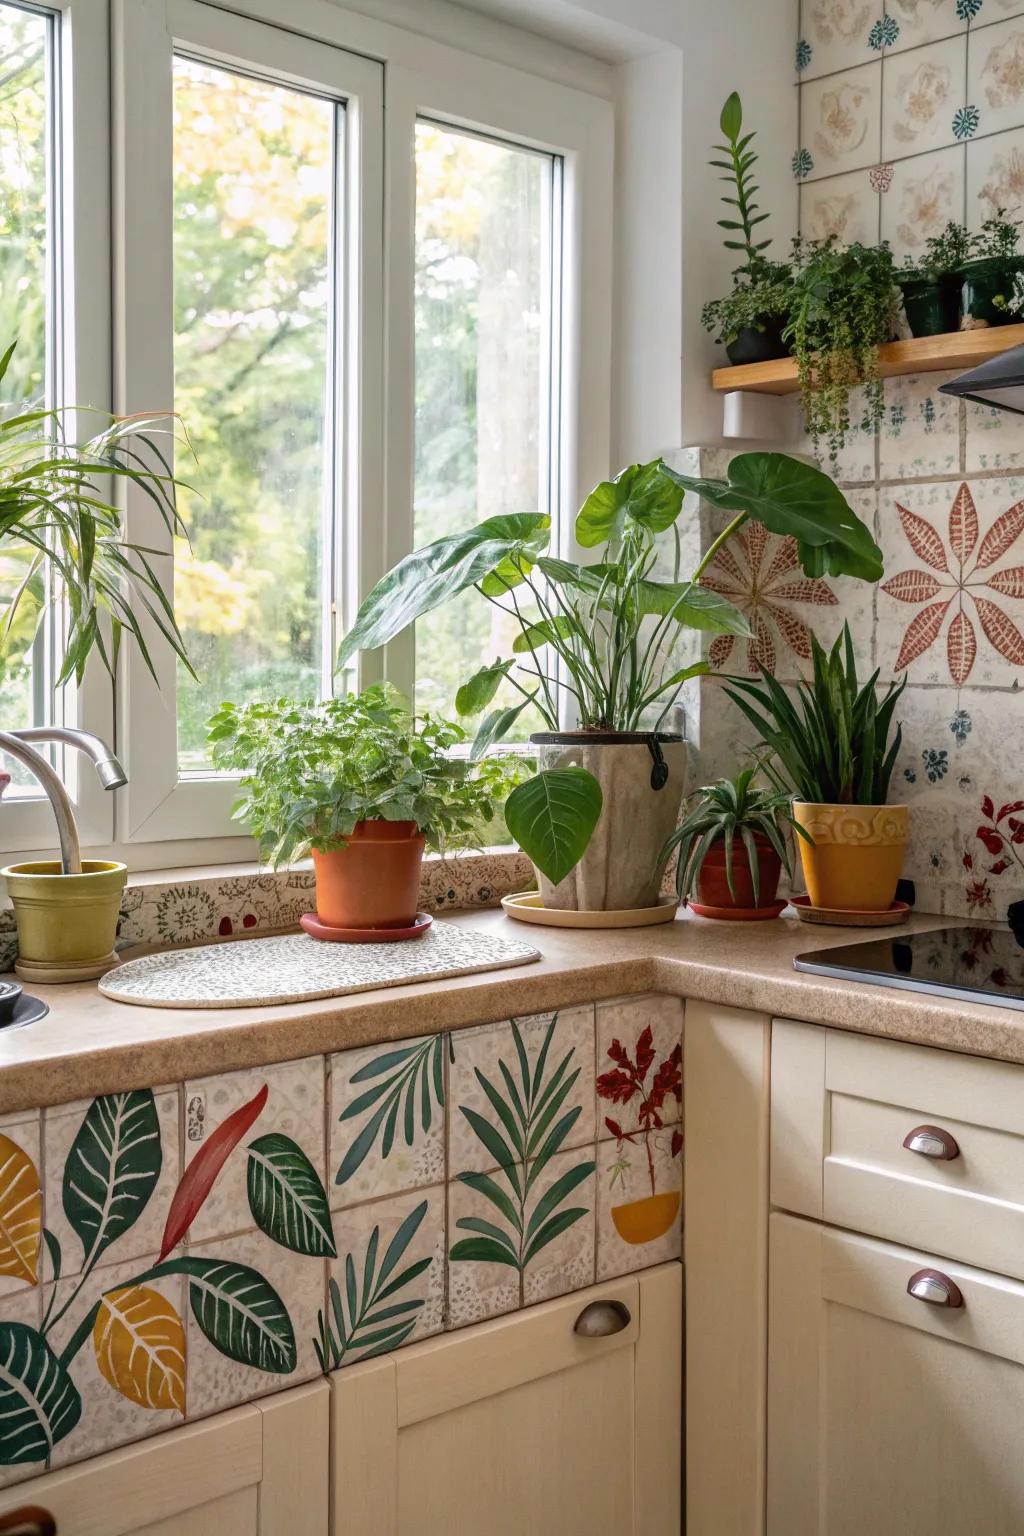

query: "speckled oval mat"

left=99, top=921, right=540, bottom=1008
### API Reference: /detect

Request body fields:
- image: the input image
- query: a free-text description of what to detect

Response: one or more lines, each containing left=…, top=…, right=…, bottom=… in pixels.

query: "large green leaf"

left=0, top=1322, right=81, bottom=1464
left=512, top=616, right=576, bottom=653
left=575, top=460, right=683, bottom=548
left=505, top=767, right=603, bottom=885
left=455, top=659, right=515, bottom=717
left=142, top=1257, right=295, bottom=1373
left=628, top=579, right=750, bottom=633
left=337, top=513, right=551, bottom=664
left=246, top=1134, right=336, bottom=1257
left=660, top=453, right=883, bottom=582
left=469, top=696, right=536, bottom=761
left=63, top=1091, right=162, bottom=1268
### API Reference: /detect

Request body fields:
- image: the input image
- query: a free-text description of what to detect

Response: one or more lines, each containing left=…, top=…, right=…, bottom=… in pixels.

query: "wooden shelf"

left=711, top=323, right=1024, bottom=395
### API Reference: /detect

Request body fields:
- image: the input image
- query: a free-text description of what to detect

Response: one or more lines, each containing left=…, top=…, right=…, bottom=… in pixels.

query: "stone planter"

left=530, top=732, right=687, bottom=912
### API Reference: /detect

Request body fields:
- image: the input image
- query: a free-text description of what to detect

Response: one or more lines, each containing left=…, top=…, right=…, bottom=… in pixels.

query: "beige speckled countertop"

left=0, top=907, right=1021, bottom=1113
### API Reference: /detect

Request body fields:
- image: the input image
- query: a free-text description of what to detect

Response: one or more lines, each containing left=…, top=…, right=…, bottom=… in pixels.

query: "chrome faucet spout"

left=0, top=728, right=127, bottom=874
left=12, top=728, right=127, bottom=791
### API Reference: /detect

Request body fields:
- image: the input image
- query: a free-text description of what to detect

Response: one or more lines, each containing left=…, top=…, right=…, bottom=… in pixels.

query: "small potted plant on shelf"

left=785, top=237, right=899, bottom=461
left=659, top=766, right=802, bottom=920
left=959, top=210, right=1024, bottom=328
left=701, top=92, right=790, bottom=365
left=724, top=624, right=908, bottom=915
left=338, top=453, right=883, bottom=921
left=207, top=685, right=519, bottom=940
left=897, top=221, right=971, bottom=337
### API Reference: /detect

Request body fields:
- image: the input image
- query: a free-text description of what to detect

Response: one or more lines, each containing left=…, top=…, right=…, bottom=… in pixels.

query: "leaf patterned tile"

left=182, top=1056, right=326, bottom=1244
left=183, top=1225, right=324, bottom=1420
left=969, top=15, right=1024, bottom=136
left=0, top=1283, right=49, bottom=1488
left=0, top=1113, right=42, bottom=1300
left=883, top=35, right=966, bottom=160
left=44, top=1088, right=181, bottom=1280
left=881, top=144, right=967, bottom=262
left=880, top=373, right=962, bottom=480
left=321, top=1185, right=445, bottom=1369
left=595, top=997, right=683, bottom=1141
left=44, top=1252, right=186, bottom=1468
left=329, top=1035, right=447, bottom=1209
left=448, top=1006, right=596, bottom=1178
left=521, top=1150, right=596, bottom=1308
left=801, top=63, right=882, bottom=181
left=595, top=1134, right=682, bottom=1283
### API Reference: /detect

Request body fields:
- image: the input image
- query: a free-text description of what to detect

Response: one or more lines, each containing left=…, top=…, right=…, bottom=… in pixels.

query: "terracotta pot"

left=312, top=820, right=425, bottom=929
left=611, top=1191, right=682, bottom=1245
left=2, top=859, right=127, bottom=983
left=792, top=802, right=908, bottom=911
left=696, top=832, right=781, bottom=912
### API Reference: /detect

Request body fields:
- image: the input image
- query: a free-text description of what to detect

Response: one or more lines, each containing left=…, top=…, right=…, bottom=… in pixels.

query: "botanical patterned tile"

left=323, top=1185, right=445, bottom=1369
left=595, top=1134, right=682, bottom=1283
left=879, top=372, right=962, bottom=479
left=881, top=144, right=967, bottom=261
left=801, top=63, right=882, bottom=181
left=44, top=1088, right=181, bottom=1280
left=595, top=996, right=683, bottom=1139
left=0, top=1112, right=41, bottom=1299
left=0, top=1283, right=48, bottom=1488
left=183, top=1055, right=325, bottom=1244
left=877, top=476, right=1024, bottom=684
left=883, top=35, right=967, bottom=160
left=447, top=1142, right=596, bottom=1327
left=887, top=0, right=966, bottom=54
left=44, top=1252, right=185, bottom=1469
left=329, top=1035, right=446, bottom=1209
left=967, top=124, right=1024, bottom=228
left=448, top=1007, right=595, bottom=1178
left=800, top=167, right=881, bottom=243
left=184, top=1225, right=324, bottom=1419
left=799, top=0, right=876, bottom=80
left=965, top=393, right=1024, bottom=469
left=969, top=14, right=1024, bottom=136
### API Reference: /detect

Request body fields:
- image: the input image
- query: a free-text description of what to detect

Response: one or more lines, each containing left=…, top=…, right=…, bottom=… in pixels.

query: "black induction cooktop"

left=794, top=925, right=1024, bottom=1012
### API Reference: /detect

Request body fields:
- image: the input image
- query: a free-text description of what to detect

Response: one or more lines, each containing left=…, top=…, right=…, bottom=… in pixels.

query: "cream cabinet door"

left=0, top=1379, right=328, bottom=1536
left=769, top=1212, right=1024, bottom=1535
left=331, top=1264, right=681, bottom=1536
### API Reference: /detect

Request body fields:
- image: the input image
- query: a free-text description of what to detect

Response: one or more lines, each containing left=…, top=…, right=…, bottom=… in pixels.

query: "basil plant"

left=338, top=453, right=883, bottom=885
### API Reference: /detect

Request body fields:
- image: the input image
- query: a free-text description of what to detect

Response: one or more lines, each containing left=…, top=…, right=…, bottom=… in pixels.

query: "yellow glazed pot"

left=792, top=803, right=908, bottom=912
left=2, top=860, right=127, bottom=983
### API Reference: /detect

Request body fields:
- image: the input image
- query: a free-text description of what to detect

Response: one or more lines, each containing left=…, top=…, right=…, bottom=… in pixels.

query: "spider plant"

left=0, top=339, right=193, bottom=686
left=725, top=624, right=906, bottom=805
left=660, top=767, right=801, bottom=905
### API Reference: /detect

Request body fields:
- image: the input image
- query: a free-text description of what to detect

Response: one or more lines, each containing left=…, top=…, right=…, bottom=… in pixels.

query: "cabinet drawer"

left=771, top=1020, right=1024, bottom=1281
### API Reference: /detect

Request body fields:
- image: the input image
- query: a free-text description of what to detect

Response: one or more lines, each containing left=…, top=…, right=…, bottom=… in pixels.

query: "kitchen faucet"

left=0, top=728, right=127, bottom=875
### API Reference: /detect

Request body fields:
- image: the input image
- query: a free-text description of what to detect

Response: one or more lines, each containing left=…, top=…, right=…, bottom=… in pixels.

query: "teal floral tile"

left=800, top=64, right=882, bottom=181
left=595, top=997, right=682, bottom=1139
left=448, top=1007, right=595, bottom=1178
left=880, top=374, right=962, bottom=480
left=329, top=1035, right=447, bottom=1209
left=322, top=1185, right=445, bottom=1369
left=0, top=1111, right=41, bottom=1300
left=595, top=1134, right=682, bottom=1283
left=883, top=35, right=965, bottom=159
left=799, top=0, right=875, bottom=80
left=887, top=0, right=965, bottom=53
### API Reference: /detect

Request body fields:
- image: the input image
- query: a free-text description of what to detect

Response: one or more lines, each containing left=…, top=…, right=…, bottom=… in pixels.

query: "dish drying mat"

left=99, top=921, right=541, bottom=1009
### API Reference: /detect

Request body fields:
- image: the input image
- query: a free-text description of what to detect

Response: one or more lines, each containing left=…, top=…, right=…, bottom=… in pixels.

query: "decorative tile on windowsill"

left=182, top=1056, right=326, bottom=1245
left=595, top=1135, right=682, bottom=1283
left=329, top=1035, right=448, bottom=1210
left=595, top=996, right=683, bottom=1140
left=879, top=374, right=962, bottom=481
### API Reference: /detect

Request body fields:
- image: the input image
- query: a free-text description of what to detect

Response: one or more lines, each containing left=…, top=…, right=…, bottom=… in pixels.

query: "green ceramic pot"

left=725, top=318, right=789, bottom=366
left=3, top=859, right=127, bottom=983
left=959, top=258, right=1021, bottom=328
left=898, top=274, right=960, bottom=337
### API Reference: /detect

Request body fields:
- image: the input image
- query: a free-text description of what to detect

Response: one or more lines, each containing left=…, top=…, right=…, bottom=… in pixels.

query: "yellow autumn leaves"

left=0, top=1134, right=186, bottom=1413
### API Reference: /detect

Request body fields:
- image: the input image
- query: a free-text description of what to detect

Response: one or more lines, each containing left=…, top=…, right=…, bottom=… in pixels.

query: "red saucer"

left=299, top=911, right=433, bottom=944
left=687, top=898, right=787, bottom=922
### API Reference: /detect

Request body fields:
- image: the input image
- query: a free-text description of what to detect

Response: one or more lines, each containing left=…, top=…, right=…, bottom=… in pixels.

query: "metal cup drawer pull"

left=907, top=1268, right=964, bottom=1308
left=902, top=1124, right=960, bottom=1160
left=0, top=1509, right=57, bottom=1536
left=574, top=1300, right=631, bottom=1337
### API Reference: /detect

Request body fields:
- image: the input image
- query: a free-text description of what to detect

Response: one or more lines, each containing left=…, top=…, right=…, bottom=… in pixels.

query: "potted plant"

left=337, top=453, right=883, bottom=917
left=0, top=340, right=194, bottom=977
left=785, top=237, right=899, bottom=461
left=725, top=624, right=908, bottom=912
left=207, top=685, right=518, bottom=935
left=897, top=221, right=971, bottom=337
left=702, top=92, right=790, bottom=365
left=659, top=767, right=802, bottom=919
left=959, top=210, right=1024, bottom=328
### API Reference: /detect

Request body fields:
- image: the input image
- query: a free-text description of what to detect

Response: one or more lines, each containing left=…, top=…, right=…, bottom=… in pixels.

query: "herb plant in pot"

left=897, top=221, right=971, bottom=337
left=208, top=686, right=517, bottom=938
left=959, top=210, right=1024, bottom=328
left=726, top=625, right=908, bottom=913
left=338, top=453, right=883, bottom=919
left=660, top=768, right=802, bottom=920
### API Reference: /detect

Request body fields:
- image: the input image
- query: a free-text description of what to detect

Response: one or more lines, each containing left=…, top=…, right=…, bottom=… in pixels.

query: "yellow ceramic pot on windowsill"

left=792, top=803, right=909, bottom=912
left=3, top=860, right=127, bottom=983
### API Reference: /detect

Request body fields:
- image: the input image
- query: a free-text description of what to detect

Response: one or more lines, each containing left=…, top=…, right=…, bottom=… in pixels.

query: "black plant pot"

left=959, top=258, right=1022, bottom=328
left=898, top=275, right=960, bottom=338
left=725, top=318, right=789, bottom=366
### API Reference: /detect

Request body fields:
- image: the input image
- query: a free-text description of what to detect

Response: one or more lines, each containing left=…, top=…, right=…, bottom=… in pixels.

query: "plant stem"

left=692, top=512, right=749, bottom=583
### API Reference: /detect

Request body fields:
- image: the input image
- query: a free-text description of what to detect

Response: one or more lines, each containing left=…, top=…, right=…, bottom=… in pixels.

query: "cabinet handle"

left=0, top=1508, right=57, bottom=1536
left=903, top=1124, right=960, bottom=1160
left=574, top=1299, right=631, bottom=1337
left=907, top=1268, right=964, bottom=1309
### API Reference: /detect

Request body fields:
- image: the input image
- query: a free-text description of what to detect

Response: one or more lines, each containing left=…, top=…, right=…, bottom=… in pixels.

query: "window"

left=412, top=121, right=561, bottom=735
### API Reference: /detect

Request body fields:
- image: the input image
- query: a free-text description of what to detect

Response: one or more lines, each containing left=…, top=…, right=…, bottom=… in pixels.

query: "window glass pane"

left=413, top=121, right=557, bottom=735
left=173, top=57, right=336, bottom=771
left=0, top=2, right=51, bottom=756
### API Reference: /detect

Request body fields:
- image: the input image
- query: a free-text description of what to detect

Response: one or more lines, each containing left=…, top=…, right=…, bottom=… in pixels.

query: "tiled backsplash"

left=0, top=996, right=683, bottom=1485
